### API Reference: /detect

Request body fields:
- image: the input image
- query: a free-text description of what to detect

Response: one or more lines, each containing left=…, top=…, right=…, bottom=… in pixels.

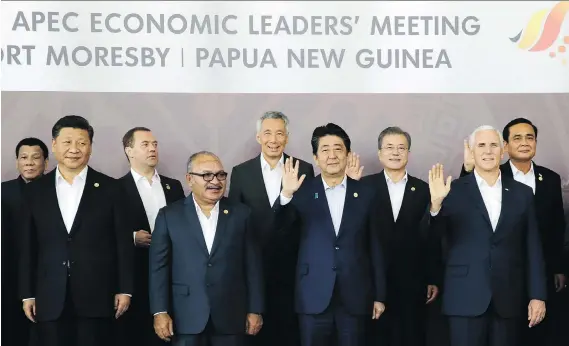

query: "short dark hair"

left=122, top=127, right=151, bottom=149
left=51, top=115, right=94, bottom=142
left=377, top=126, right=412, bottom=151
left=502, top=118, right=538, bottom=143
left=15, top=137, right=49, bottom=159
left=310, top=123, right=351, bottom=155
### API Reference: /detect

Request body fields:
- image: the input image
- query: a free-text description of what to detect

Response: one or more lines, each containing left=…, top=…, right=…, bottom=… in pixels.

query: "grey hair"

left=256, top=111, right=290, bottom=134
left=468, top=125, right=504, bottom=149
left=377, top=126, right=412, bottom=150
left=186, top=151, right=220, bottom=173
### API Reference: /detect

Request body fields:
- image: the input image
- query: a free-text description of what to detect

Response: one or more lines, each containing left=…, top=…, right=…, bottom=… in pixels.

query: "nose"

left=328, top=150, right=337, bottom=158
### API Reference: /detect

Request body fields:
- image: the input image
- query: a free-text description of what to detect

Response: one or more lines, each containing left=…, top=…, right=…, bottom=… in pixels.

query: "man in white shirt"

left=117, top=127, right=185, bottom=346
left=428, top=125, right=547, bottom=346
left=361, top=127, right=440, bottom=346
left=228, top=111, right=314, bottom=346
left=19, top=115, right=134, bottom=346
left=149, top=151, right=264, bottom=346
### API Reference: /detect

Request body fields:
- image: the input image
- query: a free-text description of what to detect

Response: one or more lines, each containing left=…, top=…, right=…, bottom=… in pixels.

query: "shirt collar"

left=55, top=165, right=88, bottom=185
left=260, top=154, right=284, bottom=171
left=192, top=193, right=220, bottom=217
left=130, top=167, right=161, bottom=183
left=384, top=170, right=408, bottom=185
left=509, top=160, right=534, bottom=176
left=473, top=169, right=502, bottom=188
left=322, top=175, right=347, bottom=191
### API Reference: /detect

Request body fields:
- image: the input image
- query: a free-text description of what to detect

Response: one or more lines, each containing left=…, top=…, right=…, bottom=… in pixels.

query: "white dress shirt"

left=56, top=165, right=88, bottom=233
left=385, top=171, right=408, bottom=221
left=260, top=154, right=284, bottom=207
left=280, top=175, right=347, bottom=236
left=510, top=161, right=536, bottom=194
left=130, top=168, right=167, bottom=233
left=193, top=194, right=220, bottom=253
left=473, top=170, right=502, bottom=232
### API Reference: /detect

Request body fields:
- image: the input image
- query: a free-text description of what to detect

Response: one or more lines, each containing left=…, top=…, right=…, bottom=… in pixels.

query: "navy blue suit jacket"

left=274, top=175, right=386, bottom=315
left=149, top=195, right=264, bottom=335
left=431, top=173, right=547, bottom=318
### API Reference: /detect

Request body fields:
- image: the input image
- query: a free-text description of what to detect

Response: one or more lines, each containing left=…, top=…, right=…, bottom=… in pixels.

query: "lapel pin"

left=166, top=184, right=171, bottom=190
left=538, top=174, right=543, bottom=181
left=505, top=188, right=509, bottom=191
left=353, top=192, right=358, bottom=198
left=94, top=182, right=99, bottom=187
left=223, top=209, right=229, bottom=214
left=411, top=187, right=415, bottom=191
left=314, top=193, right=318, bottom=199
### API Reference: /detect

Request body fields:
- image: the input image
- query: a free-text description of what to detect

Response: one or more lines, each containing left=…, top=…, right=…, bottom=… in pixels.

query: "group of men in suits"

left=1, top=112, right=567, bottom=346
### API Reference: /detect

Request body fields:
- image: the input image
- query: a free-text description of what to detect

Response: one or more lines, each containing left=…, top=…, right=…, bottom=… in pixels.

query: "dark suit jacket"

left=431, top=173, right=547, bottom=318
left=149, top=195, right=264, bottom=335
left=274, top=175, right=386, bottom=315
left=228, top=153, right=314, bottom=286
left=119, top=172, right=185, bottom=310
left=461, top=161, right=566, bottom=277
left=19, top=167, right=134, bottom=321
left=361, top=172, right=441, bottom=303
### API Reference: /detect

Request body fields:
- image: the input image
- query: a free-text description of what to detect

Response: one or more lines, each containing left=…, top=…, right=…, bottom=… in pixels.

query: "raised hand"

left=428, top=163, right=452, bottom=212
left=463, top=139, right=475, bottom=173
left=345, top=152, right=364, bottom=181
left=281, top=157, right=306, bottom=198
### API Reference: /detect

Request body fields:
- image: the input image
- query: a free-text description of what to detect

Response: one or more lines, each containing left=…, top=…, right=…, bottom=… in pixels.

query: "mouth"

left=206, top=186, right=222, bottom=192
left=147, top=155, right=157, bottom=159
left=267, top=145, right=280, bottom=151
left=482, top=158, right=495, bottom=162
left=389, top=158, right=401, bottom=162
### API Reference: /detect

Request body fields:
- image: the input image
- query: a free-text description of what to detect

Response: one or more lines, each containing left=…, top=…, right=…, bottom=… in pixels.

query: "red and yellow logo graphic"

left=510, top=1, right=569, bottom=65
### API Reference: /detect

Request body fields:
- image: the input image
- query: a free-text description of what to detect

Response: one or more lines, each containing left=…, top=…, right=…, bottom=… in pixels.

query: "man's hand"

left=426, top=285, right=439, bottom=304
left=246, top=313, right=263, bottom=335
left=463, top=139, right=475, bottom=173
left=114, top=294, right=130, bottom=319
left=281, top=158, right=306, bottom=198
left=135, top=230, right=152, bottom=247
left=528, top=299, right=546, bottom=327
left=554, top=273, right=566, bottom=292
left=154, top=313, right=174, bottom=341
left=345, top=152, right=364, bottom=181
left=372, top=301, right=385, bottom=319
left=22, top=299, right=36, bottom=323
left=428, top=163, right=452, bottom=213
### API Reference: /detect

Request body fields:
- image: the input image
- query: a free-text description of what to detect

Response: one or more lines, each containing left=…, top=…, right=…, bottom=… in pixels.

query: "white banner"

left=1, top=1, right=568, bottom=93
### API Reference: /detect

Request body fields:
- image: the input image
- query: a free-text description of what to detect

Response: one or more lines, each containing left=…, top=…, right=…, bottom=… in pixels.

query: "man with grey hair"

left=149, top=151, right=264, bottom=346
left=359, top=126, right=441, bottom=346
left=428, top=125, right=547, bottom=346
left=229, top=111, right=314, bottom=346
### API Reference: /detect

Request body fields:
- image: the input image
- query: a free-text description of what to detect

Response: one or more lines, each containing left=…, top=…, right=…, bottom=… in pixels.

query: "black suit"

left=362, top=172, right=441, bottom=346
left=431, top=173, right=547, bottom=346
left=2, top=176, right=34, bottom=346
left=19, top=167, right=134, bottom=346
left=460, top=161, right=566, bottom=345
left=228, top=154, right=314, bottom=346
left=116, top=172, right=185, bottom=346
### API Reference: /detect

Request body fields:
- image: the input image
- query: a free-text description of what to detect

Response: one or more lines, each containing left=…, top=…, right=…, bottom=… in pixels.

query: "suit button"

left=207, top=263, right=212, bottom=267
left=332, top=266, right=337, bottom=271
left=62, top=261, right=66, bottom=266
left=67, top=237, right=72, bottom=242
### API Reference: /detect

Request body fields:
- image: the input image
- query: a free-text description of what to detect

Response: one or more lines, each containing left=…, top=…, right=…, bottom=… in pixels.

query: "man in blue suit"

left=428, top=125, right=547, bottom=346
left=149, top=151, right=264, bottom=346
left=275, top=123, right=386, bottom=346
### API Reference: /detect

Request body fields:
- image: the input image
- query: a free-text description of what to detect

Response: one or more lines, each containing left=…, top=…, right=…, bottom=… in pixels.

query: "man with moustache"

left=228, top=111, right=314, bottom=346
left=460, top=118, right=566, bottom=345
left=150, top=151, right=264, bottom=346
left=19, top=115, right=134, bottom=346
left=429, top=125, right=547, bottom=346
left=360, top=127, right=440, bottom=346
left=2, top=137, right=49, bottom=346
left=275, top=123, right=386, bottom=346
left=117, top=127, right=185, bottom=346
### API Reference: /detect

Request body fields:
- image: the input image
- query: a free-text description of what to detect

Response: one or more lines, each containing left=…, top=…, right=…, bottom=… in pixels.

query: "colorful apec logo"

left=510, top=1, right=569, bottom=65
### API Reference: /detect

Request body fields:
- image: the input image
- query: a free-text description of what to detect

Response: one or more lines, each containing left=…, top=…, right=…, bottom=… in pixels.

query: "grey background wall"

left=2, top=92, right=568, bottom=209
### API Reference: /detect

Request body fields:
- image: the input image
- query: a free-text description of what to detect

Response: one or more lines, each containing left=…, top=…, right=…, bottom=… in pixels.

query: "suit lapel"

left=160, top=177, right=177, bottom=204
left=251, top=154, right=273, bottom=207
left=494, top=178, right=514, bottom=237
left=124, top=173, right=149, bottom=227
left=68, top=168, right=96, bottom=236
left=533, top=163, right=543, bottom=196
left=376, top=172, right=395, bottom=225
left=466, top=174, right=493, bottom=231
left=396, top=178, right=415, bottom=224
left=209, top=199, right=229, bottom=258
left=43, top=170, right=69, bottom=236
left=312, top=177, right=338, bottom=239
left=337, top=178, right=358, bottom=239
left=183, top=195, right=209, bottom=256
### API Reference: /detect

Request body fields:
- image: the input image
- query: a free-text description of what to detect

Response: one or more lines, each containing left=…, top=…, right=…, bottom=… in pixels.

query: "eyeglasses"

left=188, top=171, right=228, bottom=182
